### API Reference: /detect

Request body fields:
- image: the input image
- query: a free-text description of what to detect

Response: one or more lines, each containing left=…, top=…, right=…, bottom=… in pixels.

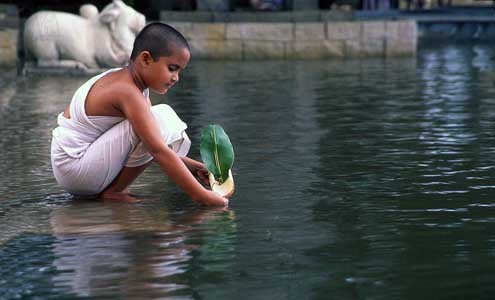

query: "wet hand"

left=203, top=190, right=229, bottom=207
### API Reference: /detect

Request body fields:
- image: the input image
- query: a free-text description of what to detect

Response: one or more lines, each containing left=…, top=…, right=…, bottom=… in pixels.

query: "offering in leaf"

left=200, top=125, right=235, bottom=197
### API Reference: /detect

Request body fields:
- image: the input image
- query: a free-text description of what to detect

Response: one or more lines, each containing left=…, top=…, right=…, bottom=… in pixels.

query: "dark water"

left=0, top=43, right=494, bottom=299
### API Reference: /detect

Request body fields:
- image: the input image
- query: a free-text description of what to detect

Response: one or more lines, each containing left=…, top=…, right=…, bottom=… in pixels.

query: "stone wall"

left=0, top=5, right=19, bottom=68
left=0, top=28, right=18, bottom=67
left=167, top=20, right=417, bottom=60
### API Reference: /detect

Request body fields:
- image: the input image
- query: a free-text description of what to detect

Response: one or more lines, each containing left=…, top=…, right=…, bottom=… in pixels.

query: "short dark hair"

left=130, top=22, right=190, bottom=61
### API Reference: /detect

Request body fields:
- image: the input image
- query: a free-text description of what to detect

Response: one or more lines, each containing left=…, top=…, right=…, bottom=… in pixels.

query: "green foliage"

left=200, top=125, right=234, bottom=183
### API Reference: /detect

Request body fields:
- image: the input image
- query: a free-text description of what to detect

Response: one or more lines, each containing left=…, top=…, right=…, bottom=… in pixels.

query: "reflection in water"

left=1, top=43, right=495, bottom=299
left=49, top=200, right=236, bottom=298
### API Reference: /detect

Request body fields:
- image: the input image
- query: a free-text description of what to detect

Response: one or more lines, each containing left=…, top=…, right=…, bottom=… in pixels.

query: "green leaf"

left=200, top=125, right=234, bottom=183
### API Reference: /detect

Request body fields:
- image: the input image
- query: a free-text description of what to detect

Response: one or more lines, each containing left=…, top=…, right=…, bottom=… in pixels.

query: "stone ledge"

left=288, top=40, right=345, bottom=59
left=167, top=20, right=416, bottom=60
left=243, top=40, right=286, bottom=59
left=226, top=23, right=294, bottom=41
left=22, top=63, right=105, bottom=76
left=294, top=23, right=325, bottom=40
left=189, top=39, right=243, bottom=59
left=327, top=21, right=361, bottom=40
left=0, top=28, right=17, bottom=67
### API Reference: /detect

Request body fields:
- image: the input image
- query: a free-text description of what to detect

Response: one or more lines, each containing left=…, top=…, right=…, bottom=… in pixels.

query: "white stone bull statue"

left=24, top=0, right=146, bottom=69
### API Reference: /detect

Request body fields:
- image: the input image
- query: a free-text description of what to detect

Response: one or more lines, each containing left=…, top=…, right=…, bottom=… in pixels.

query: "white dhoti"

left=51, top=68, right=190, bottom=196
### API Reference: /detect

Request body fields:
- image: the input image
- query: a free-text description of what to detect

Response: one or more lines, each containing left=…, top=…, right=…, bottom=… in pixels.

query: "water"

left=0, top=43, right=494, bottom=299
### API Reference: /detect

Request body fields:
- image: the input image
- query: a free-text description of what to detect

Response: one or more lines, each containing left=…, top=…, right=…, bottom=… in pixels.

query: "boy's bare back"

left=63, top=69, right=145, bottom=120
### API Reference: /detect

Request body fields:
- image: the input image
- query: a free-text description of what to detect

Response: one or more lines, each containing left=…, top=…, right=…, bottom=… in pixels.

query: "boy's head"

left=130, top=22, right=190, bottom=94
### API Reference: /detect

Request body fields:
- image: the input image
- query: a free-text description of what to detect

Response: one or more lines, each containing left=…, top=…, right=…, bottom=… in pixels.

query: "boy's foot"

left=122, top=188, right=136, bottom=196
left=100, top=190, right=140, bottom=203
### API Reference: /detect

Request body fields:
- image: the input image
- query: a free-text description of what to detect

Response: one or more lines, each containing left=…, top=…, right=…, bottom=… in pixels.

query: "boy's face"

left=142, top=47, right=190, bottom=94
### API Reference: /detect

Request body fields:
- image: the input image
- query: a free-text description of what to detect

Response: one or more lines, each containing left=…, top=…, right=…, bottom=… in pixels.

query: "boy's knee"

left=151, top=104, right=170, bottom=121
left=151, top=104, right=177, bottom=126
left=151, top=104, right=168, bottom=113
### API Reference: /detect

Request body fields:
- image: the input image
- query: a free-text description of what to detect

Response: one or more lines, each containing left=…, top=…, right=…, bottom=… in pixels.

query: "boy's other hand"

left=195, top=166, right=210, bottom=186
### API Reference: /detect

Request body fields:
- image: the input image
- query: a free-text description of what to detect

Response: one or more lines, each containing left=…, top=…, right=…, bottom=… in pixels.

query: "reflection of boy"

left=51, top=23, right=228, bottom=206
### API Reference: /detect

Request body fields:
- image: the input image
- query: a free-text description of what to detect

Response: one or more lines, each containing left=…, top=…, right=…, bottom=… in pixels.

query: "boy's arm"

left=182, top=157, right=209, bottom=185
left=182, top=157, right=204, bottom=171
left=119, top=90, right=227, bottom=206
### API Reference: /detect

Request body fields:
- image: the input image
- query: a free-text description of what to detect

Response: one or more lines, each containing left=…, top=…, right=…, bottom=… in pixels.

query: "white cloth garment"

left=51, top=68, right=191, bottom=195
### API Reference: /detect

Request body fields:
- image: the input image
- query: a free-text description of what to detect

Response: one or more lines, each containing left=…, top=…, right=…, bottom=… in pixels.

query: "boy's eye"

left=168, top=66, right=179, bottom=72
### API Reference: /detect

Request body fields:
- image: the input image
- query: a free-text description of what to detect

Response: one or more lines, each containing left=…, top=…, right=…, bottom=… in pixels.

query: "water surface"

left=0, top=43, right=494, bottom=299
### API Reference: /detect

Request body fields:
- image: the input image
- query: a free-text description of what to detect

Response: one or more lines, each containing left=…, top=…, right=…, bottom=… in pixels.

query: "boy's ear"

left=139, top=51, right=152, bottom=65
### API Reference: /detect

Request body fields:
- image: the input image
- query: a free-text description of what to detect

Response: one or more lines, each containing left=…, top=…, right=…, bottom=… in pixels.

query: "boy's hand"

left=204, top=190, right=229, bottom=206
left=194, top=165, right=210, bottom=186
left=181, top=157, right=210, bottom=186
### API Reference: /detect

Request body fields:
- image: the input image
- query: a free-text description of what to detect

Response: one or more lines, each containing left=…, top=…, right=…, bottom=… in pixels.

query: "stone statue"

left=23, top=0, right=146, bottom=70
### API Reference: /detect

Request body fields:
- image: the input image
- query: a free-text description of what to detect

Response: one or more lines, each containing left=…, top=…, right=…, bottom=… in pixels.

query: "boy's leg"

left=65, top=105, right=178, bottom=199
left=99, top=162, right=152, bottom=201
left=69, top=119, right=152, bottom=197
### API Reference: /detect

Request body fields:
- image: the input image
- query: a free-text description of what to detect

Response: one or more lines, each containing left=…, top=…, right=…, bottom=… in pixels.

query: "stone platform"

left=21, top=62, right=105, bottom=76
left=166, top=20, right=417, bottom=60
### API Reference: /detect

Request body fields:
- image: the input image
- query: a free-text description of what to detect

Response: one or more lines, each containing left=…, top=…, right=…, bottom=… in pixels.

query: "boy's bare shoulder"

left=110, top=75, right=149, bottom=111
left=85, top=70, right=147, bottom=118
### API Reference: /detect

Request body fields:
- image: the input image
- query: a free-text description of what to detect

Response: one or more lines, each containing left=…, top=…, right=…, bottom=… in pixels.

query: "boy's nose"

left=172, top=74, right=179, bottom=82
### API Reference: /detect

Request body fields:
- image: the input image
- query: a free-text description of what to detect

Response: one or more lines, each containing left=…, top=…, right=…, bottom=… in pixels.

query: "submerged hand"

left=203, top=190, right=229, bottom=206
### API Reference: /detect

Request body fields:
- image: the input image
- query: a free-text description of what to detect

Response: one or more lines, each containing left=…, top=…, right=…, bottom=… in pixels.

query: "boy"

left=51, top=22, right=228, bottom=206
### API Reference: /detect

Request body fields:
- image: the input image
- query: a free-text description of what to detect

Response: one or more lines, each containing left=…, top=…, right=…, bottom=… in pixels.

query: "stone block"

left=385, top=20, right=416, bottom=40
left=288, top=40, right=345, bottom=59
left=361, top=38, right=385, bottom=57
left=294, top=23, right=325, bottom=40
left=361, top=21, right=386, bottom=57
left=327, top=21, right=361, bottom=40
left=0, top=29, right=17, bottom=49
left=385, top=21, right=400, bottom=40
left=226, top=23, right=293, bottom=41
left=190, top=23, right=225, bottom=40
left=362, top=21, right=386, bottom=39
left=0, top=45, right=17, bottom=67
left=385, top=21, right=417, bottom=57
left=243, top=41, right=286, bottom=59
left=189, top=39, right=242, bottom=59
left=386, top=37, right=416, bottom=57
left=344, top=39, right=362, bottom=58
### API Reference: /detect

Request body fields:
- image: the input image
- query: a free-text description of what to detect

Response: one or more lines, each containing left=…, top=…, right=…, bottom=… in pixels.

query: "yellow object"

left=209, top=169, right=235, bottom=198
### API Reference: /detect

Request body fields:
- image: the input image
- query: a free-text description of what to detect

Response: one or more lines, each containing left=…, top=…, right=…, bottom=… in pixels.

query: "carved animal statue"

left=24, top=0, right=146, bottom=69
